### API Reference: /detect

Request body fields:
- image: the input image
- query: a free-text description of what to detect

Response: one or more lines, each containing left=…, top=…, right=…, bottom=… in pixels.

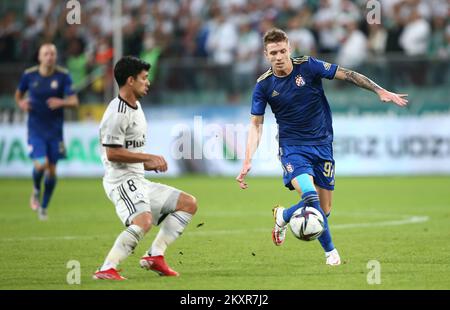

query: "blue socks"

left=282, top=190, right=335, bottom=252
left=318, top=215, right=334, bottom=252
left=302, top=191, right=335, bottom=252
left=283, top=174, right=336, bottom=253
left=283, top=200, right=304, bottom=223
left=32, top=165, right=58, bottom=210
left=32, top=167, right=44, bottom=194
left=41, top=176, right=57, bottom=209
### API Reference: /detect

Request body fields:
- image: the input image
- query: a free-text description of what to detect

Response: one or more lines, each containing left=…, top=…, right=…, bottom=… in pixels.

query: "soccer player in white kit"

left=93, top=56, right=198, bottom=280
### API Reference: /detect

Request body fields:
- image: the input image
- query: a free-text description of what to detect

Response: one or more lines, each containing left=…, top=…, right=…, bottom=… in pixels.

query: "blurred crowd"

left=0, top=0, right=449, bottom=102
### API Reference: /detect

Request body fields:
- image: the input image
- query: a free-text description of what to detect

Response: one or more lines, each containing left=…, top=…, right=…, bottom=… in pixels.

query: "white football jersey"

left=99, top=96, right=148, bottom=192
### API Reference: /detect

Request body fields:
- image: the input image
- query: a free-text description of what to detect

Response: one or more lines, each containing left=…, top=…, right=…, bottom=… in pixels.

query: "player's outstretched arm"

left=334, top=67, right=408, bottom=107
left=236, top=115, right=264, bottom=189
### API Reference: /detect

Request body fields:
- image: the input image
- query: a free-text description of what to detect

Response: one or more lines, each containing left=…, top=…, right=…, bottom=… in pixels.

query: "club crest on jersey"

left=295, top=75, right=305, bottom=87
left=285, top=163, right=294, bottom=173
left=50, top=80, right=58, bottom=89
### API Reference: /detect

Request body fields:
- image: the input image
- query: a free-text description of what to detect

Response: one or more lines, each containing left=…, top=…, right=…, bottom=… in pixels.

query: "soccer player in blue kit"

left=15, top=43, right=79, bottom=220
left=236, top=29, right=408, bottom=265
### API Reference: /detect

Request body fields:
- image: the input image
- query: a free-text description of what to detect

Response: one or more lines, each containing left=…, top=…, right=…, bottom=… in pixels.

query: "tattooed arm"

left=334, top=67, right=408, bottom=107
left=335, top=67, right=382, bottom=93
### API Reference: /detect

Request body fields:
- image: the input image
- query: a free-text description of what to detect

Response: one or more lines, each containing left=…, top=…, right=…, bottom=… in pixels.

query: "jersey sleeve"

left=251, top=83, right=267, bottom=115
left=100, top=111, right=128, bottom=147
left=63, top=74, right=76, bottom=96
left=308, top=56, right=338, bottom=80
left=17, top=72, right=29, bottom=93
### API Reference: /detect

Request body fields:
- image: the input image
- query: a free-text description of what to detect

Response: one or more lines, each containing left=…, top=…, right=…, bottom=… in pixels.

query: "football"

left=289, top=206, right=325, bottom=241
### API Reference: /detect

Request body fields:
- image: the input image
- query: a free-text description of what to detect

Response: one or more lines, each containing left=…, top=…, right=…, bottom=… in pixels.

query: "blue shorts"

left=279, top=144, right=335, bottom=191
left=28, top=135, right=66, bottom=164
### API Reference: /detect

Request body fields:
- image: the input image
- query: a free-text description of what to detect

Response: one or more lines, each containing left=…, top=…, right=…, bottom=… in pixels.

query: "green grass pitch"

left=0, top=176, right=449, bottom=290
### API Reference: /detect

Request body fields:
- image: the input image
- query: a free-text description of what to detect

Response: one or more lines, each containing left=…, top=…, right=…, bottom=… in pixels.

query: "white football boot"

left=325, top=248, right=341, bottom=266
left=38, top=207, right=48, bottom=221
left=30, top=189, right=40, bottom=211
left=272, top=206, right=287, bottom=246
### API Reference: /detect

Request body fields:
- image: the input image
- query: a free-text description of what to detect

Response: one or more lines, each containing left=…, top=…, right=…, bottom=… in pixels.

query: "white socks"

left=100, top=224, right=144, bottom=271
left=100, top=211, right=193, bottom=270
left=149, top=211, right=193, bottom=257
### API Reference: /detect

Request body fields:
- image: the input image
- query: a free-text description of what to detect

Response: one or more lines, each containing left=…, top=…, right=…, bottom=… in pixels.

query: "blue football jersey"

left=251, top=56, right=338, bottom=146
left=17, top=66, right=75, bottom=139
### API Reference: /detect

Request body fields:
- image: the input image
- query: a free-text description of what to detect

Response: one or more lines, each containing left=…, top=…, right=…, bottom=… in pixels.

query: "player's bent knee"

left=47, top=165, right=57, bottom=177
left=189, top=195, right=198, bottom=214
left=35, top=164, right=46, bottom=171
left=132, top=212, right=152, bottom=232
left=177, top=193, right=198, bottom=215
left=34, top=161, right=47, bottom=171
left=186, top=194, right=198, bottom=215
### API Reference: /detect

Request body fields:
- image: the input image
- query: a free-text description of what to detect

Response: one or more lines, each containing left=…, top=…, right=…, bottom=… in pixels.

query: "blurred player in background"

left=93, top=56, right=198, bottom=280
left=237, top=29, right=408, bottom=265
left=15, top=43, right=79, bottom=221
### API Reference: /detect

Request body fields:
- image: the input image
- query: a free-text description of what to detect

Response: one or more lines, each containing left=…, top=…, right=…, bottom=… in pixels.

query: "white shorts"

left=105, top=177, right=181, bottom=227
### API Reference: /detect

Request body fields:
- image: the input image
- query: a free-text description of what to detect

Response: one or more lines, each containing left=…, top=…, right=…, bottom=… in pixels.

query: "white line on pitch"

left=186, top=215, right=430, bottom=236
left=0, top=215, right=429, bottom=242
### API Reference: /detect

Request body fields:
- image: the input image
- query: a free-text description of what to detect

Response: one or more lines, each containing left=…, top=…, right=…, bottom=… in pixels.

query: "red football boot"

left=139, top=255, right=179, bottom=276
left=93, top=268, right=126, bottom=280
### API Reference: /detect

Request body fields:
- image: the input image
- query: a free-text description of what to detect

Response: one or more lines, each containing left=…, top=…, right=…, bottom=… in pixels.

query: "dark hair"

left=263, top=28, right=289, bottom=48
left=114, top=56, right=151, bottom=87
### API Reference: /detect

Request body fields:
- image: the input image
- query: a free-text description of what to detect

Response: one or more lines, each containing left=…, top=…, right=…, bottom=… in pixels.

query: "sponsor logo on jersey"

left=51, top=80, right=58, bottom=89
left=295, top=75, right=305, bottom=87
left=271, top=90, right=280, bottom=97
left=125, top=140, right=145, bottom=148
